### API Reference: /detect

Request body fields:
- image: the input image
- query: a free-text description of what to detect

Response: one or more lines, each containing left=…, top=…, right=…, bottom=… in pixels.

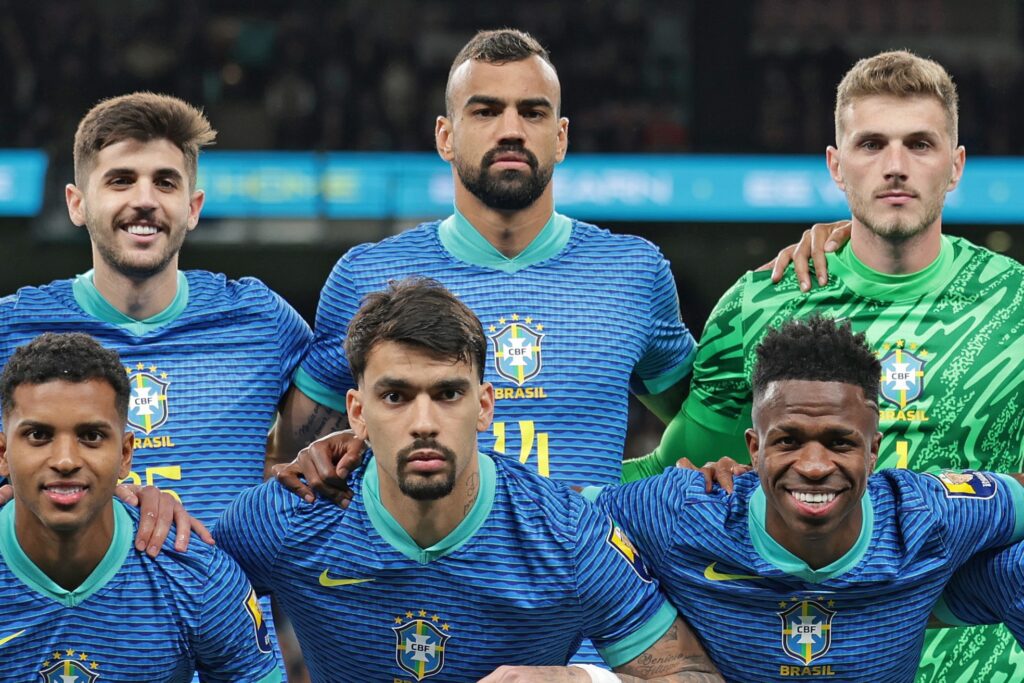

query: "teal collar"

left=72, top=270, right=189, bottom=335
left=748, top=485, right=874, bottom=583
left=437, top=207, right=572, bottom=273
left=829, top=235, right=954, bottom=302
left=363, top=452, right=496, bottom=564
left=0, top=501, right=132, bottom=606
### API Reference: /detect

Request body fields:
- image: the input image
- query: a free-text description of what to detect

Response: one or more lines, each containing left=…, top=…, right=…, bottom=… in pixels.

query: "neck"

left=379, top=457, right=481, bottom=548
left=767, top=506, right=863, bottom=571
left=849, top=220, right=942, bottom=274
left=91, top=255, right=179, bottom=320
left=15, top=503, right=115, bottom=591
left=453, top=181, right=554, bottom=258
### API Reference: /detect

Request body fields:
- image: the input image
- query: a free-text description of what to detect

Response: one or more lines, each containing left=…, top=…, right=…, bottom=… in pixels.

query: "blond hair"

left=835, top=50, right=958, bottom=145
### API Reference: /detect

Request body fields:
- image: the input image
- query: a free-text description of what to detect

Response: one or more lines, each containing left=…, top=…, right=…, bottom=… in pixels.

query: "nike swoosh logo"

left=0, top=629, right=25, bottom=647
left=704, top=562, right=761, bottom=582
left=319, top=569, right=375, bottom=588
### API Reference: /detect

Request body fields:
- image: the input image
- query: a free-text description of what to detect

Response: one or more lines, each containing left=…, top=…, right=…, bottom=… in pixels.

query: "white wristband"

left=572, top=664, right=622, bottom=682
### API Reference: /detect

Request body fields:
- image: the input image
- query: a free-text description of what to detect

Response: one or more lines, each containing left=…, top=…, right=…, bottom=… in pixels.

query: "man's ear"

left=435, top=116, right=454, bottom=162
left=476, top=382, right=495, bottom=433
left=0, top=432, right=8, bottom=478
left=119, top=431, right=134, bottom=479
left=66, top=183, right=87, bottom=227
left=346, top=389, right=368, bottom=440
left=826, top=146, right=845, bottom=191
left=745, top=428, right=761, bottom=469
left=868, top=431, right=880, bottom=475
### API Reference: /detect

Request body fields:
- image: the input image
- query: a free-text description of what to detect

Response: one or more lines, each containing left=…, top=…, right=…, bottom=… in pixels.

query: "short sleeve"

left=295, top=249, right=368, bottom=412
left=632, top=253, right=696, bottom=395
left=268, top=289, right=312, bottom=398
left=192, top=548, right=282, bottom=682
left=573, top=497, right=677, bottom=667
left=936, top=544, right=1024, bottom=643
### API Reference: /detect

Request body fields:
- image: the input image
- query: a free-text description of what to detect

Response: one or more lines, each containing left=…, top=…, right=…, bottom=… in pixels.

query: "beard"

left=396, top=438, right=459, bottom=501
left=88, top=209, right=186, bottom=279
left=847, top=183, right=945, bottom=242
left=455, top=145, right=553, bottom=211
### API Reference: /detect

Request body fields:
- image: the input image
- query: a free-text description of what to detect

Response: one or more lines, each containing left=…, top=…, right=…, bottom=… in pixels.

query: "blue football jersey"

left=937, top=541, right=1024, bottom=648
left=0, top=501, right=280, bottom=682
left=215, top=452, right=677, bottom=682
left=0, top=270, right=311, bottom=527
left=592, top=468, right=1024, bottom=682
left=295, top=212, right=695, bottom=486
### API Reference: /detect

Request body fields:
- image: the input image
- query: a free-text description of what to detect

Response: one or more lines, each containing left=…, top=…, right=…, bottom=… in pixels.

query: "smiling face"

left=827, top=94, right=964, bottom=241
left=746, top=380, right=880, bottom=567
left=436, top=56, right=568, bottom=211
left=347, top=341, right=494, bottom=503
left=66, top=138, right=205, bottom=280
left=0, top=379, right=132, bottom=541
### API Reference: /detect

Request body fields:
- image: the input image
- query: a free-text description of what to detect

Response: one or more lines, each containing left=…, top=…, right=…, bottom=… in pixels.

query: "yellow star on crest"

left=161, top=372, right=169, bottom=379
left=394, top=616, right=403, bottom=624
left=511, top=314, right=519, bottom=321
left=828, top=600, right=836, bottom=607
left=53, top=651, right=61, bottom=660
left=91, top=662, right=100, bottom=670
left=149, top=365, right=157, bottom=372
left=778, top=601, right=787, bottom=609
left=524, top=317, right=533, bottom=324
left=418, top=609, right=428, bottom=617
left=136, top=362, right=145, bottom=370
left=488, top=325, right=496, bottom=332
left=442, top=623, right=450, bottom=631
left=124, top=366, right=133, bottom=374
left=498, top=317, right=506, bottom=324
left=536, top=324, right=544, bottom=331
left=405, top=611, right=413, bottom=619
left=66, top=649, right=75, bottom=657
left=79, top=652, right=89, bottom=661
left=432, top=614, right=440, bottom=622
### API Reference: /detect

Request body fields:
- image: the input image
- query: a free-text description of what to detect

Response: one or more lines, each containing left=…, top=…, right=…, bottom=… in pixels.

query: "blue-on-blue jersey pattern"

left=215, top=452, right=677, bottom=682
left=0, top=270, right=311, bottom=527
left=0, top=501, right=279, bottom=682
left=593, top=468, right=1024, bottom=682
left=296, top=217, right=695, bottom=486
left=938, top=541, right=1024, bottom=646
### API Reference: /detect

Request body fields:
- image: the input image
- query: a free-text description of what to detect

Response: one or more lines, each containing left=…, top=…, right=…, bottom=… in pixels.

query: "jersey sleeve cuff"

left=292, top=366, right=348, bottom=414
left=931, top=595, right=972, bottom=627
left=580, top=486, right=604, bottom=503
left=637, top=351, right=695, bottom=396
left=995, top=473, right=1024, bottom=543
left=597, top=601, right=678, bottom=668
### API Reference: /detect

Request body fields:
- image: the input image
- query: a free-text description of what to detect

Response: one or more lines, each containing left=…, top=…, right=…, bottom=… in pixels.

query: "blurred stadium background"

left=4, top=1, right=1024, bottom=678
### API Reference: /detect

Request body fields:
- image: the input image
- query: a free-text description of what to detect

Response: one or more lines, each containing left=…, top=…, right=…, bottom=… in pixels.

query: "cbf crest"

left=392, top=611, right=452, bottom=680
left=879, top=346, right=926, bottom=407
left=125, top=363, right=170, bottom=434
left=489, top=316, right=544, bottom=386
left=779, top=599, right=835, bottom=665
left=39, top=650, right=101, bottom=682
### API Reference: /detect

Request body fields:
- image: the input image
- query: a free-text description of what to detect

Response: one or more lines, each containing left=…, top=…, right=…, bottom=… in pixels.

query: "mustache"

left=482, top=145, right=539, bottom=171
left=396, top=438, right=457, bottom=464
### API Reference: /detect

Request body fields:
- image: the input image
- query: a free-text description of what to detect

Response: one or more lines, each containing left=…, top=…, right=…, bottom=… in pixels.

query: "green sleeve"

left=622, top=275, right=755, bottom=482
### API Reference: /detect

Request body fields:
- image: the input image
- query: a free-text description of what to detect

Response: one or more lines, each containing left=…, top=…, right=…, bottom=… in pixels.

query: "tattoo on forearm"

left=297, top=404, right=347, bottom=444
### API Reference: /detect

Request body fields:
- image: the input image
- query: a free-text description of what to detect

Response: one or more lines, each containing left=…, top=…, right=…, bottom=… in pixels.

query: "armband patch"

left=244, top=587, right=273, bottom=653
left=606, top=522, right=652, bottom=582
left=925, top=470, right=998, bottom=499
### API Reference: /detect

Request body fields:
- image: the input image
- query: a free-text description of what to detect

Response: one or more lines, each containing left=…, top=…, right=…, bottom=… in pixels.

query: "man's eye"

left=382, top=392, right=403, bottom=404
left=81, top=431, right=104, bottom=444
left=439, top=389, right=463, bottom=401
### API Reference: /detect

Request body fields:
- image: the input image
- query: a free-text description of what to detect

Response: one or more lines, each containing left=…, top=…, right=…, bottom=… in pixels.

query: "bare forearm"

left=268, top=386, right=348, bottom=470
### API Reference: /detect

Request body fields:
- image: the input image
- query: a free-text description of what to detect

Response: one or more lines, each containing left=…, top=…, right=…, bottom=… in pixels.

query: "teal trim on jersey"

left=598, top=600, right=678, bottom=668
left=580, top=486, right=603, bottom=503
left=292, top=366, right=348, bottom=413
left=438, top=208, right=572, bottom=273
left=72, top=270, right=190, bottom=335
left=639, top=351, right=695, bottom=395
left=363, top=452, right=496, bottom=564
left=748, top=486, right=874, bottom=584
left=994, top=474, right=1024, bottom=543
left=830, top=235, right=955, bottom=303
left=0, top=501, right=132, bottom=607
left=930, top=595, right=971, bottom=627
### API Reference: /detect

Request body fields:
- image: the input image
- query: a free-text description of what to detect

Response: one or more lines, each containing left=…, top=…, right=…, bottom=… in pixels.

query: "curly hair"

left=752, top=315, right=880, bottom=404
left=1, top=333, right=130, bottom=424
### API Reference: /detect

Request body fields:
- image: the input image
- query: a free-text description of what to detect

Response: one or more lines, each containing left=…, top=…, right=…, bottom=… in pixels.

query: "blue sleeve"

left=631, top=251, right=696, bottom=395
left=573, top=497, right=677, bottom=668
left=215, top=482, right=301, bottom=595
left=294, top=251, right=366, bottom=412
left=593, top=470, right=688, bottom=566
left=269, top=289, right=313, bottom=398
left=920, top=471, right=1024, bottom=558
left=936, top=543, right=1024, bottom=646
left=192, top=548, right=281, bottom=682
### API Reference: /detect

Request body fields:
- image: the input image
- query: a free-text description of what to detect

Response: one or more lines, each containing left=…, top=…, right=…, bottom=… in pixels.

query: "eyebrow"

left=464, top=95, right=554, bottom=110
left=101, top=167, right=184, bottom=181
left=372, top=377, right=472, bottom=392
left=852, top=129, right=940, bottom=141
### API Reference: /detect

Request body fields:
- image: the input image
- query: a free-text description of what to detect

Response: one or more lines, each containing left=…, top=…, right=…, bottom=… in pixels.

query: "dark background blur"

left=2, top=0, right=1022, bottom=459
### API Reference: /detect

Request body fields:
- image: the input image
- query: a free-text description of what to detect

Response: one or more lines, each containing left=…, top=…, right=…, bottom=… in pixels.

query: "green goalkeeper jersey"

left=625, top=234, right=1024, bottom=683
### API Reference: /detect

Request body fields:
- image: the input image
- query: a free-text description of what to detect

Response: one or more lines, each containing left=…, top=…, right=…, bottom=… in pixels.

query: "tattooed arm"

left=477, top=618, right=722, bottom=682
left=266, top=385, right=348, bottom=478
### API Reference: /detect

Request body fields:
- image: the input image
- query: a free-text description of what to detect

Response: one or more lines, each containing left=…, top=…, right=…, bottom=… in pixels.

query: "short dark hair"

left=74, top=92, right=216, bottom=190
left=1, top=333, right=131, bottom=424
left=445, top=28, right=556, bottom=116
left=752, top=315, right=880, bottom=404
left=345, top=278, right=487, bottom=383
